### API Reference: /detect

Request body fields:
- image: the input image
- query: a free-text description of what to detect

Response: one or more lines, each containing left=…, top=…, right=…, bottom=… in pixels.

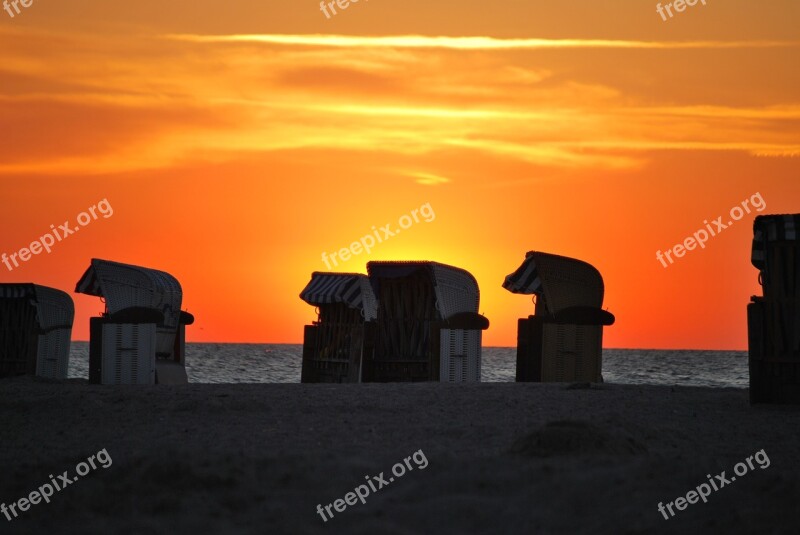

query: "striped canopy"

left=300, top=273, right=377, bottom=320
left=75, top=258, right=183, bottom=328
left=503, top=251, right=605, bottom=314
left=75, top=258, right=183, bottom=313
left=0, top=284, right=37, bottom=300
left=503, top=252, right=543, bottom=295
left=75, top=259, right=189, bottom=359
left=752, top=214, right=800, bottom=269
left=367, top=261, right=480, bottom=318
left=0, top=283, right=75, bottom=330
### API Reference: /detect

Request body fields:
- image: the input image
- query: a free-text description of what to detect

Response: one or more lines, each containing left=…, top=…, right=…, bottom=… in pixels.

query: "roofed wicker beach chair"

left=365, top=261, right=489, bottom=383
left=748, top=214, right=800, bottom=404
left=504, top=251, right=614, bottom=382
left=0, top=284, right=74, bottom=379
left=299, top=272, right=378, bottom=383
left=75, top=259, right=194, bottom=385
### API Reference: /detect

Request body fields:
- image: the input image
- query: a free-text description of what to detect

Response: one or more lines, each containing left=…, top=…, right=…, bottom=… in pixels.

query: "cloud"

left=167, top=33, right=800, bottom=50
left=276, top=66, right=403, bottom=95
left=1, top=27, right=798, bottom=175
left=402, top=171, right=452, bottom=185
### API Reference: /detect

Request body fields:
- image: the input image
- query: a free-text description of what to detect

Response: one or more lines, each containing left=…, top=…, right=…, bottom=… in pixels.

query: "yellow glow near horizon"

left=166, top=33, right=800, bottom=50
left=2, top=3, right=799, bottom=349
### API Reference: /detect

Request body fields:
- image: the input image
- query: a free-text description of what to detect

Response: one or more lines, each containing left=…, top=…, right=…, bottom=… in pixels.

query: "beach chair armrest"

left=538, top=306, right=615, bottom=326
left=37, top=324, right=74, bottom=334
left=179, top=310, right=195, bottom=325
left=106, top=307, right=165, bottom=324
left=442, top=312, right=490, bottom=330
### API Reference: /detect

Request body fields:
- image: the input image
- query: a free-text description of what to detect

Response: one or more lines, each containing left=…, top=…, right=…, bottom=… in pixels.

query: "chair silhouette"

left=748, top=214, right=800, bottom=403
left=364, top=261, right=489, bottom=383
left=0, top=284, right=73, bottom=379
left=75, top=258, right=194, bottom=384
left=504, top=251, right=614, bottom=382
left=299, top=272, right=377, bottom=383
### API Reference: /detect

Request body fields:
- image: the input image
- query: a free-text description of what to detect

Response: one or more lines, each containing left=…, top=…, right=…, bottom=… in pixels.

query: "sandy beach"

left=1, top=378, right=799, bottom=534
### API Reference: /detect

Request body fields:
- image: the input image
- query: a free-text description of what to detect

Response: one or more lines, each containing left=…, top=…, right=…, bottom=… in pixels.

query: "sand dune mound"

left=510, top=420, right=647, bottom=457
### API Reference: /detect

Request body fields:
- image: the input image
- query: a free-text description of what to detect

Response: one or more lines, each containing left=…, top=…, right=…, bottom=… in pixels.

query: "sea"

left=66, top=343, right=749, bottom=388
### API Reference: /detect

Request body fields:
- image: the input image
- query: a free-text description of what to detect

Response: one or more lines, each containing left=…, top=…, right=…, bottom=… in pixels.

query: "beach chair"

left=299, top=272, right=378, bottom=383
left=748, top=214, right=800, bottom=404
left=504, top=251, right=615, bottom=382
left=364, top=261, right=489, bottom=383
left=0, top=284, right=74, bottom=379
left=75, top=259, right=195, bottom=385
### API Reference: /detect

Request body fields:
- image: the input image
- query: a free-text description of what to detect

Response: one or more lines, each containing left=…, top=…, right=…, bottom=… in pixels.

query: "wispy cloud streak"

left=167, top=33, right=800, bottom=50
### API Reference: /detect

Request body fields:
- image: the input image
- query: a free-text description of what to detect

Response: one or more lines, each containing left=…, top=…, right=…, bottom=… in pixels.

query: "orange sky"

left=1, top=1, right=799, bottom=349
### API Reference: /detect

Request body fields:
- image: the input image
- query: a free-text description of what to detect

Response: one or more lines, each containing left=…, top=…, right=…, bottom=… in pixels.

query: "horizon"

left=2, top=1, right=799, bottom=350
left=65, top=340, right=749, bottom=353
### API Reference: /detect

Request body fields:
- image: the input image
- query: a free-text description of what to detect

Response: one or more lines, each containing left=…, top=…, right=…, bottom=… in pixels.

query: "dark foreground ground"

left=1, top=378, right=799, bottom=534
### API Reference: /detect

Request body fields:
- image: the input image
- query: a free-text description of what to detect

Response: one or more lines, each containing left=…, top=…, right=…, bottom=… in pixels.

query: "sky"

left=1, top=0, right=798, bottom=349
